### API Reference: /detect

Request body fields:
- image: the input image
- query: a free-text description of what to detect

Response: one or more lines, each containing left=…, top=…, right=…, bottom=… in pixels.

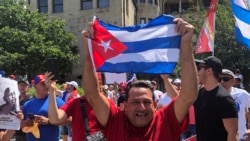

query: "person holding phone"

left=22, top=74, right=65, bottom=141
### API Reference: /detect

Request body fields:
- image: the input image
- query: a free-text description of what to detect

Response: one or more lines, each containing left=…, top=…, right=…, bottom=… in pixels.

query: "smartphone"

left=27, top=113, right=35, bottom=120
left=45, top=58, right=59, bottom=80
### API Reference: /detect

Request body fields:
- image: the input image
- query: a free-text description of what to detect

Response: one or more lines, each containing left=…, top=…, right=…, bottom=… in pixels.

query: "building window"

left=170, top=4, right=189, bottom=13
left=97, top=0, right=109, bottom=8
left=140, top=0, right=145, bottom=3
left=149, top=0, right=153, bottom=4
left=155, top=0, right=158, bottom=5
left=38, top=0, right=48, bottom=13
left=81, top=0, right=93, bottom=10
left=53, top=0, right=63, bottom=13
left=140, top=18, right=146, bottom=24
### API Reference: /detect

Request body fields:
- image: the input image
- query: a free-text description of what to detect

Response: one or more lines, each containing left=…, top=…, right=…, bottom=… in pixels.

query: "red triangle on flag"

left=91, top=19, right=128, bottom=69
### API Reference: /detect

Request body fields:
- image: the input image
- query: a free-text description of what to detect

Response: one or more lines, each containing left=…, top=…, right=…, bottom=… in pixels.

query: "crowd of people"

left=0, top=18, right=250, bottom=141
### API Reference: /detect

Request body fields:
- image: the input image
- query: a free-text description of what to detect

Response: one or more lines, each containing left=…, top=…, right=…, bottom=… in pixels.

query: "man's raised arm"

left=173, top=18, right=198, bottom=123
left=81, top=22, right=110, bottom=127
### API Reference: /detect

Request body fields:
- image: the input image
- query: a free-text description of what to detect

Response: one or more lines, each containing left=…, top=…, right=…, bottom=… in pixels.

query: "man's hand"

left=244, top=129, right=250, bottom=141
left=34, top=115, right=50, bottom=125
left=81, top=22, right=94, bottom=39
left=174, top=18, right=194, bottom=44
left=44, top=71, right=57, bottom=95
left=16, top=111, right=24, bottom=120
left=21, top=119, right=34, bottom=128
left=161, top=74, right=170, bottom=81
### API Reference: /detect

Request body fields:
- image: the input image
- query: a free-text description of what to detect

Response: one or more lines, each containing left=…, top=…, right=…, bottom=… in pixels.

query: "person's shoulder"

left=232, top=87, right=249, bottom=95
left=66, top=96, right=82, bottom=103
left=156, top=99, right=175, bottom=113
left=154, top=90, right=163, bottom=94
left=24, top=97, right=37, bottom=103
left=216, top=85, right=230, bottom=96
left=22, top=97, right=38, bottom=108
left=232, top=87, right=244, bottom=92
left=214, top=86, right=235, bottom=103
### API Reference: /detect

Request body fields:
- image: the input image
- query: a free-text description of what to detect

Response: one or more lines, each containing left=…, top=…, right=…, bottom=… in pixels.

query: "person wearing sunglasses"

left=220, top=69, right=250, bottom=141
left=194, top=56, right=238, bottom=141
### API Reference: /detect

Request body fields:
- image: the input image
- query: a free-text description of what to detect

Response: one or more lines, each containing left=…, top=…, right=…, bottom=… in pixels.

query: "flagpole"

left=179, top=0, right=182, bottom=17
left=212, top=0, right=217, bottom=57
left=197, top=0, right=200, bottom=11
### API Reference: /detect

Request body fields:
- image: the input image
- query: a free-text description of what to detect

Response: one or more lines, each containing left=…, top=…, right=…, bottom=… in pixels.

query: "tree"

left=0, top=1, right=79, bottom=80
left=188, top=0, right=250, bottom=88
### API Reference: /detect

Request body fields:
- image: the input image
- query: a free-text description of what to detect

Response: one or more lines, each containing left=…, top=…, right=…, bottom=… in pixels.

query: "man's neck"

left=204, top=79, right=219, bottom=91
left=19, top=93, right=27, bottom=100
left=36, top=92, right=48, bottom=99
left=227, top=87, right=233, bottom=93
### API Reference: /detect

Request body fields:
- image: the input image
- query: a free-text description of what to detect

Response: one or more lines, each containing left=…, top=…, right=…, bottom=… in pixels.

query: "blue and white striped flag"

left=88, top=14, right=181, bottom=74
left=231, top=0, right=250, bottom=49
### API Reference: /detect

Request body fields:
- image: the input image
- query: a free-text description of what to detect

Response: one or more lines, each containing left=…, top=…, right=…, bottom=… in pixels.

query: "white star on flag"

left=98, top=40, right=113, bottom=53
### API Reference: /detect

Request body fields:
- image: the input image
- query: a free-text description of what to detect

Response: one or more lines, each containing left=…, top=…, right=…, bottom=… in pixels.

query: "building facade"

left=26, top=0, right=160, bottom=78
left=26, top=0, right=209, bottom=79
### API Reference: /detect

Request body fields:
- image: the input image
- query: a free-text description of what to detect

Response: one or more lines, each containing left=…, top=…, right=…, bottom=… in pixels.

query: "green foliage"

left=77, top=87, right=84, bottom=96
left=28, top=84, right=84, bottom=96
left=27, top=86, right=36, bottom=96
left=0, top=2, right=79, bottom=78
left=188, top=0, right=250, bottom=87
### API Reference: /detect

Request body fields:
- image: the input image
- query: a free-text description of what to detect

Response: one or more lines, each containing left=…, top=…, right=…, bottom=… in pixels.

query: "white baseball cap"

left=174, top=78, right=181, bottom=84
left=66, top=81, right=78, bottom=88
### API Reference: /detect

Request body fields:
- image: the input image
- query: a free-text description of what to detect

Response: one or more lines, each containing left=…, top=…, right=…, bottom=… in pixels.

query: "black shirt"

left=16, top=95, right=33, bottom=137
left=117, top=93, right=125, bottom=107
left=194, top=85, right=238, bottom=141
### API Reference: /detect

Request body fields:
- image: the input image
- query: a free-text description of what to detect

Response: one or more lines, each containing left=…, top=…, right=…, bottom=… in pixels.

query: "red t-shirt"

left=189, top=106, right=195, bottom=125
left=104, top=100, right=189, bottom=141
left=60, top=97, right=101, bottom=141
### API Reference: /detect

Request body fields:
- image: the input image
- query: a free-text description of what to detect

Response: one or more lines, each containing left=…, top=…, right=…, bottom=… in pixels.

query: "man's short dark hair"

left=125, top=80, right=155, bottom=102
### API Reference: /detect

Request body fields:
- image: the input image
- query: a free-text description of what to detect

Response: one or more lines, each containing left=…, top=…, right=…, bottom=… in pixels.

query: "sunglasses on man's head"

left=219, top=77, right=232, bottom=82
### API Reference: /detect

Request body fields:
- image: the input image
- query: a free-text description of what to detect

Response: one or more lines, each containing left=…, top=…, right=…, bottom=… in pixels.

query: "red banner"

left=195, top=0, right=217, bottom=54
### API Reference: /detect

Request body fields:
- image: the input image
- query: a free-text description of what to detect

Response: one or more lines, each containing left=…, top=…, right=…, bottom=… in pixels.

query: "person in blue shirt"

left=22, top=74, right=64, bottom=141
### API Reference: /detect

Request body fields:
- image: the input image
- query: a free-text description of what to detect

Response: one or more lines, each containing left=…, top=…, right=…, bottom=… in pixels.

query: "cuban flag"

left=88, top=14, right=181, bottom=74
left=231, top=0, right=250, bottom=49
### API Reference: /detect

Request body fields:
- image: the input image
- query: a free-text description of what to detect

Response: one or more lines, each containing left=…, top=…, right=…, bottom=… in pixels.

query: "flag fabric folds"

left=231, top=0, right=250, bottom=49
left=195, top=0, right=217, bottom=54
left=88, top=14, right=181, bottom=74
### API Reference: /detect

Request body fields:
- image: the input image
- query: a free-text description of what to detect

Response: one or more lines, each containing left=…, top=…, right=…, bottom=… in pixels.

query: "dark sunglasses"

left=219, top=77, right=232, bottom=82
left=197, top=65, right=209, bottom=71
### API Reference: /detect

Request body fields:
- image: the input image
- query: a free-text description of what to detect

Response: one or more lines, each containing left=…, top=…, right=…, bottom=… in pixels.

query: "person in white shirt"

left=220, top=69, right=250, bottom=141
left=103, top=85, right=114, bottom=101
left=156, top=75, right=179, bottom=109
left=235, top=69, right=244, bottom=89
left=151, top=80, right=163, bottom=104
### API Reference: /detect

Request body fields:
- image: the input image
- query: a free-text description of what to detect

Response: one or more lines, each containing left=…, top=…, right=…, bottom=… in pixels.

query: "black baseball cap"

left=195, top=56, right=223, bottom=74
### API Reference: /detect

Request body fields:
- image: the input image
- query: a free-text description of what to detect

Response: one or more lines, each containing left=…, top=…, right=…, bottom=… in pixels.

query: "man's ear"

left=153, top=101, right=157, bottom=110
left=124, top=101, right=128, bottom=114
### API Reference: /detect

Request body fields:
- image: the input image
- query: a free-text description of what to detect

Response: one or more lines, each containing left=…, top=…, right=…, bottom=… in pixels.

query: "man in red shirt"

left=47, top=81, right=102, bottom=141
left=79, top=18, right=198, bottom=141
